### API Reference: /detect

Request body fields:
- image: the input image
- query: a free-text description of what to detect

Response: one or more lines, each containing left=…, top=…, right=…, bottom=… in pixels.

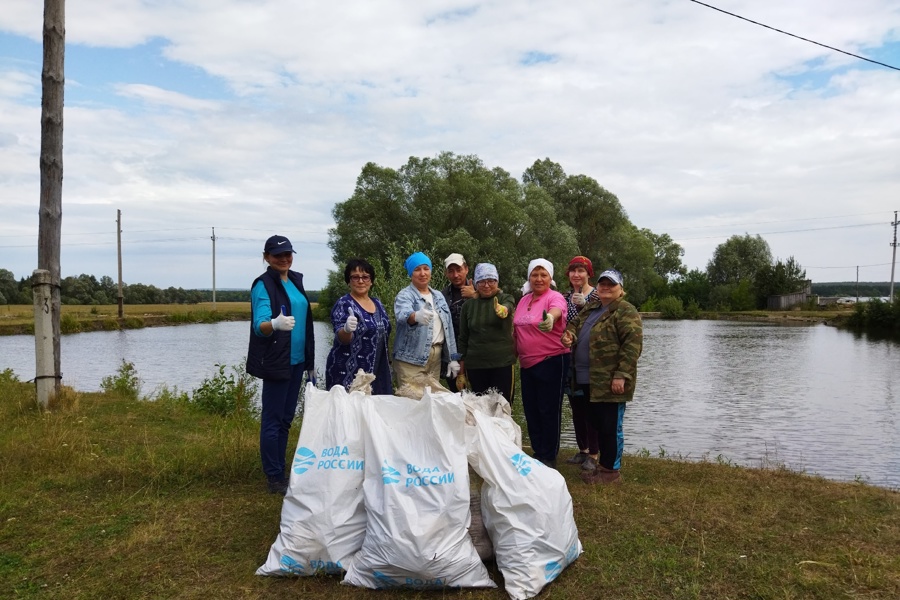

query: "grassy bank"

left=1, top=373, right=897, bottom=599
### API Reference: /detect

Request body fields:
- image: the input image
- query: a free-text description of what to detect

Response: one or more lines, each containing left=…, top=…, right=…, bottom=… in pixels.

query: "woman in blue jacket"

left=246, top=235, right=315, bottom=495
left=392, top=252, right=460, bottom=389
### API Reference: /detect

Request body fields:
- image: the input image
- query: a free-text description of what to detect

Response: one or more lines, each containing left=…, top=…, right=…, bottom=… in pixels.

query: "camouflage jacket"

left=563, top=297, right=643, bottom=403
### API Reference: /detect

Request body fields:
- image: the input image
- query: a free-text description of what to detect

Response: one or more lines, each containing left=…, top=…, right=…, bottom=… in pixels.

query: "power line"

left=805, top=262, right=891, bottom=270
left=687, top=0, right=900, bottom=71
left=674, top=221, right=883, bottom=241
left=665, top=211, right=888, bottom=231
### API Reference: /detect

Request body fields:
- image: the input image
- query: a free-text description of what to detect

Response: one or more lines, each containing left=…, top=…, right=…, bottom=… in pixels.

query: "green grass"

left=1, top=372, right=897, bottom=599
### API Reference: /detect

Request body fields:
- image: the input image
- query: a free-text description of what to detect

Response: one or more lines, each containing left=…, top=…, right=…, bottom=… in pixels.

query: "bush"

left=100, top=360, right=141, bottom=401
left=191, top=362, right=259, bottom=417
left=684, top=298, right=701, bottom=319
left=658, top=296, right=685, bottom=319
left=639, top=296, right=658, bottom=312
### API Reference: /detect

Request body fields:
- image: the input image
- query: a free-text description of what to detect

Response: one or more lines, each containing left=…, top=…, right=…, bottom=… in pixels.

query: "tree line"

left=322, top=152, right=810, bottom=315
left=4, top=153, right=816, bottom=313
left=0, top=270, right=254, bottom=305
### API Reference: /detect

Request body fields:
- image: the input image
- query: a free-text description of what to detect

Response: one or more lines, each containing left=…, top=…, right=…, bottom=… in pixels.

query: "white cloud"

left=1, top=0, right=899, bottom=288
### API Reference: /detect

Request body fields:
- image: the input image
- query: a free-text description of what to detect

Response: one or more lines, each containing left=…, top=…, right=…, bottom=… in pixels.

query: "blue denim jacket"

left=393, top=284, right=460, bottom=366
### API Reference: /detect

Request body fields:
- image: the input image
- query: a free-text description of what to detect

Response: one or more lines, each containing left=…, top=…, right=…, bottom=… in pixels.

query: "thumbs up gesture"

left=414, top=304, right=434, bottom=325
left=343, top=308, right=359, bottom=333
left=538, top=309, right=555, bottom=332
left=493, top=296, right=508, bottom=319
left=461, top=278, right=478, bottom=299
left=271, top=307, right=295, bottom=331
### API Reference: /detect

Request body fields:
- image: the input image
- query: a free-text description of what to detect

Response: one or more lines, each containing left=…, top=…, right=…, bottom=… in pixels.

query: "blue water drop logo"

left=510, top=453, right=532, bottom=476
left=373, top=570, right=401, bottom=588
left=279, top=554, right=305, bottom=575
left=381, top=460, right=401, bottom=484
left=293, top=447, right=317, bottom=475
left=544, top=560, right=562, bottom=581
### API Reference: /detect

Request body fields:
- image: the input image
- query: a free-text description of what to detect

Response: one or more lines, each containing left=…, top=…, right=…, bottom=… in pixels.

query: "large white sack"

left=468, top=409, right=582, bottom=600
left=342, top=389, right=496, bottom=590
left=256, top=384, right=367, bottom=576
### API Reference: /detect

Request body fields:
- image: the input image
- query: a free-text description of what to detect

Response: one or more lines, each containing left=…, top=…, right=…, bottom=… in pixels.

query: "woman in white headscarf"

left=512, top=259, right=569, bottom=468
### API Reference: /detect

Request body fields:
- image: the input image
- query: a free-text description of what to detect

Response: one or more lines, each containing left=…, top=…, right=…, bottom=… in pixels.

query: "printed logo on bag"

left=279, top=555, right=305, bottom=575
left=544, top=560, right=563, bottom=582
left=381, top=460, right=401, bottom=484
left=510, top=453, right=533, bottom=476
left=373, top=570, right=402, bottom=588
left=292, top=447, right=317, bottom=474
left=308, top=559, right=343, bottom=574
left=293, top=445, right=364, bottom=475
left=404, top=463, right=455, bottom=488
left=565, top=541, right=579, bottom=564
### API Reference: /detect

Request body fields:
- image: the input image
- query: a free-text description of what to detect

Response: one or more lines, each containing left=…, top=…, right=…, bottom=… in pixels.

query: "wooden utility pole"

left=35, top=0, right=65, bottom=407
left=211, top=226, right=217, bottom=309
left=890, top=211, right=898, bottom=303
left=117, top=209, right=124, bottom=317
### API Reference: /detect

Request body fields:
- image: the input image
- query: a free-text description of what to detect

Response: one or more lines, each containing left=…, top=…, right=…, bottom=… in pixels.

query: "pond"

left=1, top=319, right=897, bottom=488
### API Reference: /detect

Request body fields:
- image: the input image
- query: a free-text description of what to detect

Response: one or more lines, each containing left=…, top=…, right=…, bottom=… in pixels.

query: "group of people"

left=246, top=235, right=643, bottom=494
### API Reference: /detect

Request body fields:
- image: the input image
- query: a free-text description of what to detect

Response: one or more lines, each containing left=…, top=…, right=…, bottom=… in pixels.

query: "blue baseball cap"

left=264, top=235, right=295, bottom=254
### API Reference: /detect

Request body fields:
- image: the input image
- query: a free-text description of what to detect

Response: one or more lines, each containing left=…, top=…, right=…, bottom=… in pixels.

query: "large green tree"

left=523, top=159, right=656, bottom=302
left=328, top=153, right=579, bottom=302
left=706, top=234, right=773, bottom=286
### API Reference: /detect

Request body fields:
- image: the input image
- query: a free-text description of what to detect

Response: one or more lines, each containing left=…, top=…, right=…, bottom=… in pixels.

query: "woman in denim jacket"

left=393, top=252, right=461, bottom=389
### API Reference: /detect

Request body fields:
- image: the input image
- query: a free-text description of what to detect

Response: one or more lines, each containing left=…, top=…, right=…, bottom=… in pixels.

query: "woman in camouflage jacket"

left=561, top=268, right=642, bottom=485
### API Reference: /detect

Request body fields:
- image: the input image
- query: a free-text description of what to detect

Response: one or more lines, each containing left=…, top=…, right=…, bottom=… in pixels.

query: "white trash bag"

left=467, top=409, right=582, bottom=600
left=256, top=384, right=367, bottom=576
left=342, top=389, right=496, bottom=590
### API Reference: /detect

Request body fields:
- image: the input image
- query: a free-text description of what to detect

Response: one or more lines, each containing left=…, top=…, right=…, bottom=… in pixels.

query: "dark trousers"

left=260, top=362, right=306, bottom=480
left=569, top=391, right=600, bottom=454
left=466, top=365, right=515, bottom=404
left=520, top=355, right=565, bottom=463
left=581, top=384, right=626, bottom=471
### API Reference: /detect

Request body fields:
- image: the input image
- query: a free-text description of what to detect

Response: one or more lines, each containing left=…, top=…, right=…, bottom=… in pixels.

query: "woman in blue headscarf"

left=392, top=252, right=460, bottom=389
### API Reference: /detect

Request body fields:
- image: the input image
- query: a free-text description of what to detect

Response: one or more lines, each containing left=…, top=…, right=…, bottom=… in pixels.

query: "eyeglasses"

left=271, top=252, right=292, bottom=260
left=350, top=275, right=371, bottom=282
left=476, top=279, right=497, bottom=285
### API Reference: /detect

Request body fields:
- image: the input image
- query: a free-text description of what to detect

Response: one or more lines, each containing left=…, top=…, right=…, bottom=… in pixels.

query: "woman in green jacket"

left=561, top=269, right=642, bottom=485
left=458, top=263, right=517, bottom=402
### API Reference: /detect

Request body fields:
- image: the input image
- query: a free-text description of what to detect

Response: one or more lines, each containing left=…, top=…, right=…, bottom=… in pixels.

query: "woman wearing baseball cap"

left=246, top=235, right=315, bottom=495
left=561, top=268, right=642, bottom=485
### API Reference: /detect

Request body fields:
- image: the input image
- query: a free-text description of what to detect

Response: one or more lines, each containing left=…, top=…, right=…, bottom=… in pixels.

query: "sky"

left=1, top=0, right=899, bottom=291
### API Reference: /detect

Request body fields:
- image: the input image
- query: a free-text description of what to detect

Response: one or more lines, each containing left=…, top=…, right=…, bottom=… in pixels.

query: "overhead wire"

left=686, top=0, right=900, bottom=71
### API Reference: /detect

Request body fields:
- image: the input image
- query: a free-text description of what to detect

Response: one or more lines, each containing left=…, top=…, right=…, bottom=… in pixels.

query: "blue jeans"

left=520, top=354, right=565, bottom=463
left=260, top=362, right=306, bottom=479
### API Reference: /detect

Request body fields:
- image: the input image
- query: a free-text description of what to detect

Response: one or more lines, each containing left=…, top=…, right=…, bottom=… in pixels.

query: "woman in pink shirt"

left=513, top=258, right=569, bottom=468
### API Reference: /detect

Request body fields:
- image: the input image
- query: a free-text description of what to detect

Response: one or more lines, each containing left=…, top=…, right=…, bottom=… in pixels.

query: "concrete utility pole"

left=34, top=0, right=65, bottom=408
left=117, top=209, right=124, bottom=317
left=890, top=211, right=898, bottom=303
left=211, top=226, right=217, bottom=309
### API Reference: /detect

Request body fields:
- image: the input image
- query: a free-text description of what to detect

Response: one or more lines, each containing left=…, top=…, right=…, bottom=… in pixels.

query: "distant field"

left=0, top=302, right=252, bottom=326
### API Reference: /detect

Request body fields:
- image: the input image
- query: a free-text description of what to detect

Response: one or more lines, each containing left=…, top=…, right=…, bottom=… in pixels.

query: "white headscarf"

left=521, top=258, right=557, bottom=294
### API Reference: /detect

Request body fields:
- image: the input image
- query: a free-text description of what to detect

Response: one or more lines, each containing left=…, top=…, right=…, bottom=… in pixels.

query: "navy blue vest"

left=246, top=267, right=315, bottom=380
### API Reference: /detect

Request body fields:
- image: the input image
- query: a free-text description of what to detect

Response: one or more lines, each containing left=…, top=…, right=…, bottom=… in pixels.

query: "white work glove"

left=343, top=309, right=358, bottom=333
left=572, top=292, right=586, bottom=306
left=538, top=310, right=555, bottom=332
left=414, top=304, right=434, bottom=326
left=271, top=308, right=295, bottom=331
left=446, top=360, right=461, bottom=378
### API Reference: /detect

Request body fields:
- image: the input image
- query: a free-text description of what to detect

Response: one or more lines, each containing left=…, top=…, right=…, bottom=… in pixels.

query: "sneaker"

left=581, top=456, right=598, bottom=471
left=565, top=452, right=589, bottom=465
left=266, top=477, right=288, bottom=495
left=538, top=458, right=558, bottom=470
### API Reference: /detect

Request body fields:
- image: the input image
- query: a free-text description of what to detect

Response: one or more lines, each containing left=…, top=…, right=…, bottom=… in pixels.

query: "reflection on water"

left=1, top=319, right=897, bottom=488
